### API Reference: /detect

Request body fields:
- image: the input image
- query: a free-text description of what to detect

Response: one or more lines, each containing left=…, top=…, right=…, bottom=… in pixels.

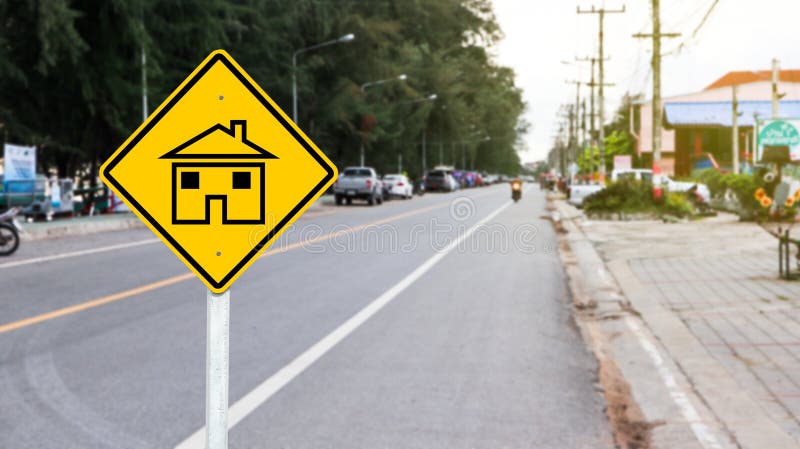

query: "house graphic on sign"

left=160, top=120, right=278, bottom=225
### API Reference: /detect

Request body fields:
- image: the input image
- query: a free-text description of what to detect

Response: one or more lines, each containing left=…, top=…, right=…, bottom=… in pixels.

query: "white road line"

left=174, top=197, right=514, bottom=449
left=624, top=317, right=725, bottom=449
left=0, top=239, right=159, bottom=269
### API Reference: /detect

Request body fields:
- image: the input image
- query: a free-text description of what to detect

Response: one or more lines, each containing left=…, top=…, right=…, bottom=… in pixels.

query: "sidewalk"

left=554, top=196, right=800, bottom=449
left=18, top=194, right=334, bottom=241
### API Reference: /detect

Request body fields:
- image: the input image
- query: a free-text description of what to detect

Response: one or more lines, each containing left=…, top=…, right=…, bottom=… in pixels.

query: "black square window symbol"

left=232, top=171, right=251, bottom=189
left=181, top=171, right=199, bottom=189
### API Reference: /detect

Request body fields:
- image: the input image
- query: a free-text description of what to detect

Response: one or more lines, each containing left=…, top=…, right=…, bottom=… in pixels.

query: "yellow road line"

left=0, top=273, right=195, bottom=334
left=0, top=193, right=493, bottom=334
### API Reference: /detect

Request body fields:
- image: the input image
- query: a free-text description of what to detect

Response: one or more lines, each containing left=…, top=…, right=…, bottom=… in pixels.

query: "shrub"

left=662, top=192, right=694, bottom=217
left=584, top=179, right=654, bottom=214
left=584, top=178, right=696, bottom=218
left=696, top=169, right=726, bottom=198
left=694, top=169, right=766, bottom=220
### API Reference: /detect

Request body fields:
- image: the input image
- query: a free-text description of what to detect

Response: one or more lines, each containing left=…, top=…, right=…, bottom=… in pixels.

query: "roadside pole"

left=772, top=58, right=780, bottom=118
left=100, top=50, right=338, bottom=449
left=206, top=288, right=230, bottom=449
left=732, top=85, right=740, bottom=174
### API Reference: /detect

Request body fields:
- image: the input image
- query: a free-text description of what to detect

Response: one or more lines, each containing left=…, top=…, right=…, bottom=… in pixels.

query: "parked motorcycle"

left=511, top=179, right=522, bottom=202
left=0, top=207, right=22, bottom=256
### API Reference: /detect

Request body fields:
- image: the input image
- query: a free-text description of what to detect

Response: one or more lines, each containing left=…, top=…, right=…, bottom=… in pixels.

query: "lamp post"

left=360, top=74, right=407, bottom=92
left=414, top=94, right=438, bottom=175
left=359, top=74, right=409, bottom=166
left=292, top=33, right=355, bottom=124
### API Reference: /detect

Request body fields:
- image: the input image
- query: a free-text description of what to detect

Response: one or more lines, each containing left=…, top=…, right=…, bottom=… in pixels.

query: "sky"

left=490, top=0, right=800, bottom=163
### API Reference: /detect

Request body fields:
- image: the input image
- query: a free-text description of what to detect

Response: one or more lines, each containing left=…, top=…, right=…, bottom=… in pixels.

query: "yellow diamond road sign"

left=101, top=50, right=337, bottom=293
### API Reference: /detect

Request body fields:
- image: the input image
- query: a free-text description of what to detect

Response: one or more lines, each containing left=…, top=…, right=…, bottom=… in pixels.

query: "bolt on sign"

left=101, top=50, right=338, bottom=293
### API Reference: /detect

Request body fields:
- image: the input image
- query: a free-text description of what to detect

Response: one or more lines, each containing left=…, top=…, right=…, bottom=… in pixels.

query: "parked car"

left=424, top=170, right=458, bottom=192
left=334, top=167, right=383, bottom=206
left=612, top=168, right=710, bottom=203
left=382, top=174, right=413, bottom=199
left=482, top=173, right=499, bottom=185
left=610, top=169, right=653, bottom=183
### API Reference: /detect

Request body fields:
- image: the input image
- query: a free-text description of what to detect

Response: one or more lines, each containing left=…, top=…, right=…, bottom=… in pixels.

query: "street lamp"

left=357, top=75, right=411, bottom=166
left=399, top=93, right=437, bottom=105
left=415, top=94, right=437, bottom=175
left=292, top=33, right=355, bottom=124
left=360, top=74, right=408, bottom=93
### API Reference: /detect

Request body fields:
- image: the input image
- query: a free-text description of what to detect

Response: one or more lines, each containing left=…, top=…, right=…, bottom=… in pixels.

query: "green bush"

left=696, top=169, right=726, bottom=198
left=584, top=179, right=655, bottom=214
left=662, top=192, right=694, bottom=217
left=694, top=169, right=765, bottom=219
left=584, top=178, right=696, bottom=218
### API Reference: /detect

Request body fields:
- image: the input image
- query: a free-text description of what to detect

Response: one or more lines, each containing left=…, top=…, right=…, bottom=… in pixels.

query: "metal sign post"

left=206, top=288, right=230, bottom=449
left=98, top=51, right=337, bottom=448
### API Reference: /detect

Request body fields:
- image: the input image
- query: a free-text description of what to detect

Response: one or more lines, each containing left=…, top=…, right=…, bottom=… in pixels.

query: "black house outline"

left=160, top=120, right=277, bottom=225
left=101, top=52, right=337, bottom=291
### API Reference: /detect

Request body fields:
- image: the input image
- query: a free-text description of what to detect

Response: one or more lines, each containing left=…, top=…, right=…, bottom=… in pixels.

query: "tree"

left=0, top=0, right=526, bottom=183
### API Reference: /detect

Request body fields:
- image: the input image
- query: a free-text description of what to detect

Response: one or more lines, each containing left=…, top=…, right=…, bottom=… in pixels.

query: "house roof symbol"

left=160, top=120, right=278, bottom=160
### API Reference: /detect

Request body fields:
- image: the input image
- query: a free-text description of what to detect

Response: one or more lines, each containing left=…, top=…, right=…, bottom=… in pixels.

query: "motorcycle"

left=511, top=179, right=522, bottom=202
left=0, top=207, right=22, bottom=256
left=414, top=179, right=426, bottom=196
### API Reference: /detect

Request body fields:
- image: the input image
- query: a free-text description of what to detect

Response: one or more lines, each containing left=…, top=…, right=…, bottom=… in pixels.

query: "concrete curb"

left=552, top=197, right=739, bottom=449
left=554, top=196, right=800, bottom=449
left=20, top=214, right=146, bottom=242
left=609, top=257, right=800, bottom=449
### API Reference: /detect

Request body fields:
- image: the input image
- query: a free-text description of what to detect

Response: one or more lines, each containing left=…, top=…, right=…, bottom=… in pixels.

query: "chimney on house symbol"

left=160, top=120, right=278, bottom=225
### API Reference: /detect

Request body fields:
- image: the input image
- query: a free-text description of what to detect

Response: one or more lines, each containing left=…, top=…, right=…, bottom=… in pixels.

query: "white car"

left=382, top=174, right=413, bottom=199
left=568, top=183, right=605, bottom=207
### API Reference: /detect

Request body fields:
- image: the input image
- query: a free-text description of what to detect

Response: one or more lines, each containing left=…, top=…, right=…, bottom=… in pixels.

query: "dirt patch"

left=550, top=195, right=661, bottom=449
left=597, top=349, right=662, bottom=449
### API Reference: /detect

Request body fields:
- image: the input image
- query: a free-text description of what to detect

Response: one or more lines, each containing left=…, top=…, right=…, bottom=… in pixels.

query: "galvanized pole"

left=141, top=46, right=148, bottom=122
left=633, top=0, right=679, bottom=171
left=732, top=85, right=740, bottom=174
left=421, top=128, right=427, bottom=174
left=753, top=112, right=760, bottom=162
left=772, top=58, right=780, bottom=118
left=292, top=52, right=298, bottom=124
left=206, top=289, right=230, bottom=449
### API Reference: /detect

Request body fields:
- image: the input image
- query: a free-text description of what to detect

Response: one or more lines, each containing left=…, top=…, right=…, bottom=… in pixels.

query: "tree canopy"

left=0, top=0, right=526, bottom=182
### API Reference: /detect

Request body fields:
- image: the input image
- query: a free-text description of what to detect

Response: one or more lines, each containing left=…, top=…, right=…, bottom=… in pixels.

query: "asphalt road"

left=0, top=184, right=613, bottom=449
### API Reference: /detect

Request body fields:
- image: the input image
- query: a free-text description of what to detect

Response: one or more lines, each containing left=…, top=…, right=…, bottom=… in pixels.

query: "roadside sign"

left=3, top=144, right=36, bottom=181
left=101, top=50, right=338, bottom=293
left=757, top=119, right=800, bottom=162
left=613, top=155, right=631, bottom=171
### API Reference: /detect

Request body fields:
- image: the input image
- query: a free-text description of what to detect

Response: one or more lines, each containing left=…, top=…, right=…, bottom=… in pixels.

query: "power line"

left=663, top=0, right=720, bottom=57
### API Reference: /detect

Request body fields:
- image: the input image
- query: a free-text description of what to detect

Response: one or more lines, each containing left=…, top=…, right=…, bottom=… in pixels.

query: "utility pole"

left=141, top=46, right=148, bottom=122
left=634, top=0, right=679, bottom=169
left=421, top=128, right=427, bottom=175
left=732, top=85, right=740, bottom=174
left=578, top=4, right=625, bottom=179
left=581, top=99, right=587, bottom=163
left=566, top=80, right=582, bottom=163
left=563, top=105, right=576, bottom=176
left=772, top=58, right=782, bottom=118
left=575, top=56, right=612, bottom=178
